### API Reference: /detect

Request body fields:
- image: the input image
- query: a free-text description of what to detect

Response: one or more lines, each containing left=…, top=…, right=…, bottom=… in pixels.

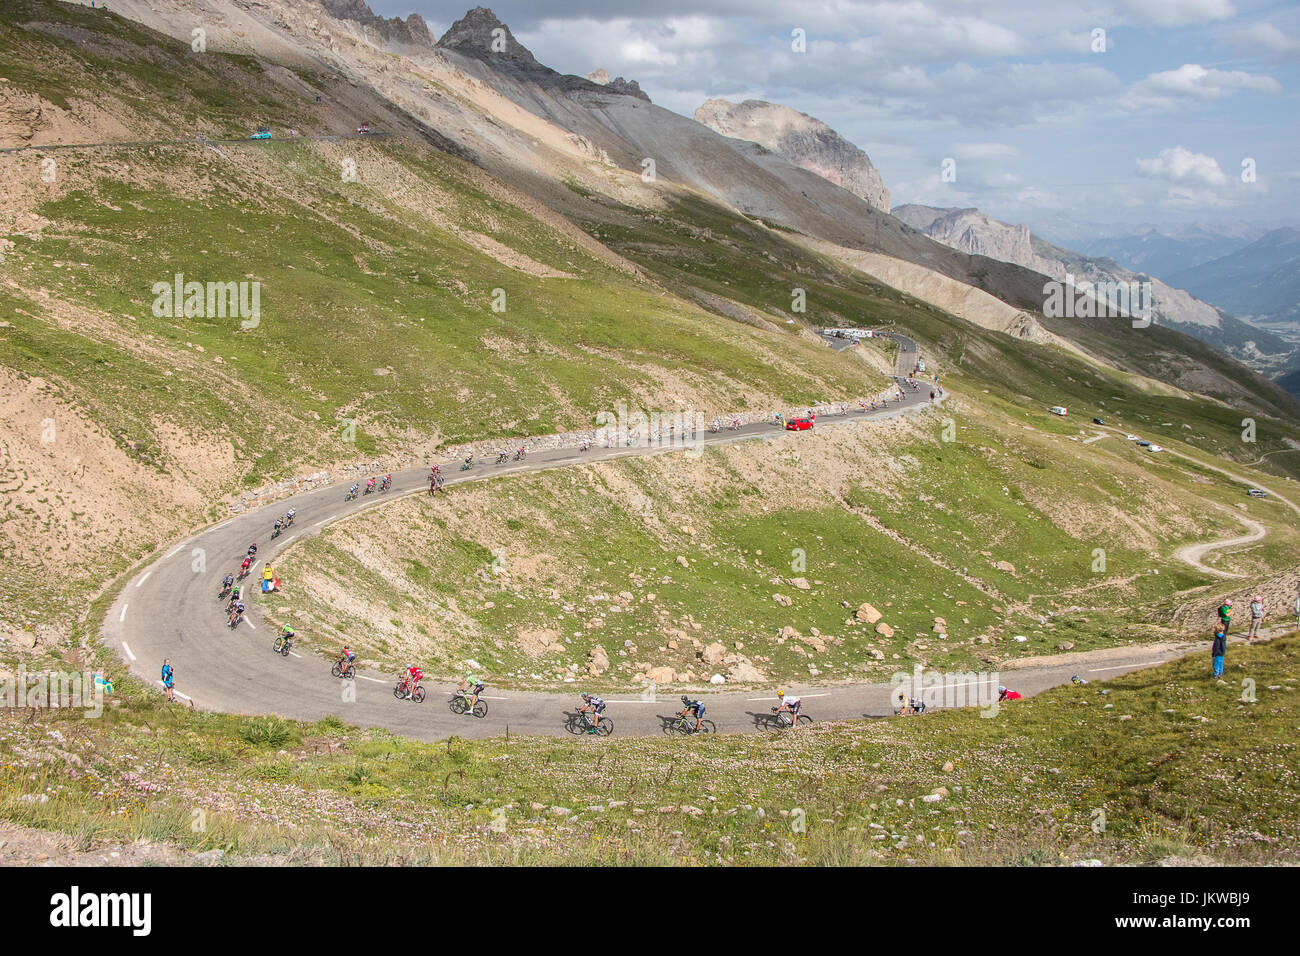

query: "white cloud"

left=1136, top=146, right=1229, bottom=187
left=1135, top=63, right=1280, bottom=100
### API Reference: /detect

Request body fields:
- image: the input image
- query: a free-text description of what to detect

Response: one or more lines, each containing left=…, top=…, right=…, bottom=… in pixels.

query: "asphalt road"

left=99, top=369, right=1225, bottom=743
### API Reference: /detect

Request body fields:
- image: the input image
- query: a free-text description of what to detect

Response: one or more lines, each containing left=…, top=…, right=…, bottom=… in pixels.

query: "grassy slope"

left=265, top=392, right=1300, bottom=687
left=4, top=631, right=1296, bottom=865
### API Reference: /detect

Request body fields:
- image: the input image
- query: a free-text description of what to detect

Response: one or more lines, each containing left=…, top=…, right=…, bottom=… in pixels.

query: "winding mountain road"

left=98, top=349, right=1285, bottom=742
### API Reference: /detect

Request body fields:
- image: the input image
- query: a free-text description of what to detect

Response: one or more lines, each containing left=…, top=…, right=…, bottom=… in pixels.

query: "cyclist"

left=458, top=671, right=485, bottom=710
left=220, top=572, right=234, bottom=596
left=273, top=516, right=283, bottom=535
left=366, top=476, right=376, bottom=493
left=1070, top=674, right=1090, bottom=685
left=279, top=623, right=295, bottom=648
left=578, top=692, right=605, bottom=730
left=581, top=438, right=592, bottom=452
left=161, top=659, right=175, bottom=702
left=239, top=555, right=252, bottom=577
left=285, top=507, right=296, bottom=525
left=227, top=583, right=242, bottom=612
left=228, top=601, right=245, bottom=627
left=247, top=543, right=258, bottom=559
left=515, top=445, right=526, bottom=460
left=997, top=686, right=1022, bottom=702
left=400, top=664, right=424, bottom=700
left=338, top=644, right=356, bottom=672
left=430, top=464, right=441, bottom=476
left=679, top=695, right=706, bottom=732
left=775, top=689, right=801, bottom=723
left=381, top=473, right=392, bottom=491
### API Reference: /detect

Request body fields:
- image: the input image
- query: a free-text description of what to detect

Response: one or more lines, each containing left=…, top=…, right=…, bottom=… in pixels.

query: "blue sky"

left=371, top=1, right=1299, bottom=238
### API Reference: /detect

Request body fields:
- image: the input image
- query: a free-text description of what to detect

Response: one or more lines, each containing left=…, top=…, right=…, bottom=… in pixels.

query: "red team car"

left=785, top=417, right=815, bottom=431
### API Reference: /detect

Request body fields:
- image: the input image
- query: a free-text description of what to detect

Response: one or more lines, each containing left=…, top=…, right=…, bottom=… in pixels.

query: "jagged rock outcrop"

left=436, top=5, right=539, bottom=69
left=894, top=204, right=1225, bottom=331
left=694, top=98, right=890, bottom=212
left=321, top=0, right=433, bottom=47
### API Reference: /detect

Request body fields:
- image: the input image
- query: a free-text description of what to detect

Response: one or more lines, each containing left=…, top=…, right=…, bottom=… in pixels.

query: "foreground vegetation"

left=2, top=635, right=1295, bottom=864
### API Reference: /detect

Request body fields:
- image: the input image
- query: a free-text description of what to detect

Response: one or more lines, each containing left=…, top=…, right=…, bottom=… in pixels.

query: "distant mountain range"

left=1168, top=228, right=1300, bottom=328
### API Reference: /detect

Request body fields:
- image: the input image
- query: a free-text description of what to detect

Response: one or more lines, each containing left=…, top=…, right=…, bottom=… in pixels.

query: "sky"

left=369, top=1, right=1300, bottom=241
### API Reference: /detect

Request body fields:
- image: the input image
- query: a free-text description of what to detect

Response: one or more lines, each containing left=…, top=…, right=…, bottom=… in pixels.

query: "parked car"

left=250, top=126, right=271, bottom=140
left=1136, top=440, right=1151, bottom=448
left=1049, top=405, right=1067, bottom=416
left=357, top=122, right=372, bottom=134
left=785, top=417, right=815, bottom=431
left=1248, top=488, right=1268, bottom=498
left=1093, top=417, right=1105, bottom=425
left=1148, top=445, right=1164, bottom=452
left=1125, top=434, right=1140, bottom=441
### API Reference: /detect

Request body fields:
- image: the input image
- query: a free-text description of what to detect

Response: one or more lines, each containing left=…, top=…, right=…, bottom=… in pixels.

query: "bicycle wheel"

left=565, top=716, right=584, bottom=735
left=776, top=712, right=792, bottom=728
left=449, top=696, right=467, bottom=715
left=272, top=638, right=284, bottom=654
left=672, top=719, right=692, bottom=736
left=411, top=686, right=426, bottom=703
left=700, top=720, right=716, bottom=734
left=343, top=665, right=355, bottom=680
left=472, top=700, right=488, bottom=719
left=794, top=715, right=812, bottom=727
left=393, top=683, right=407, bottom=700
left=280, top=641, right=292, bottom=658
left=596, top=718, right=613, bottom=737
left=331, top=662, right=343, bottom=679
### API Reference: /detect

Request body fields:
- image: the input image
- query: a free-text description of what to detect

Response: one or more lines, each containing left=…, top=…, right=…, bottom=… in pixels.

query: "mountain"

left=321, top=0, right=432, bottom=47
left=1064, top=227, right=1260, bottom=281
left=894, top=204, right=1295, bottom=367
left=693, top=98, right=890, bottom=213
left=1167, top=228, right=1300, bottom=328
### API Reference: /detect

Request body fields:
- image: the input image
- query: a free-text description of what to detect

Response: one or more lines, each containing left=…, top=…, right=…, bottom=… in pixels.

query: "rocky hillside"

left=321, top=0, right=432, bottom=47
left=694, top=98, right=890, bottom=212
left=894, top=204, right=1295, bottom=367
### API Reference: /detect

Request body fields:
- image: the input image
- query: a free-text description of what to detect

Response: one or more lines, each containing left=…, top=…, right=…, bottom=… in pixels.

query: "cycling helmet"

left=998, top=686, right=1007, bottom=694
left=777, top=689, right=786, bottom=698
left=681, top=695, right=689, bottom=703
left=1225, top=599, right=1233, bottom=606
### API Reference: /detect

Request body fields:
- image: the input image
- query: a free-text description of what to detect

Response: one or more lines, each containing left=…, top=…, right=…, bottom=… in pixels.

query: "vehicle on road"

left=394, top=680, right=425, bottom=703
left=1136, top=440, right=1151, bottom=448
left=449, top=692, right=488, bottom=718
left=1093, top=417, right=1105, bottom=425
left=357, top=122, right=371, bottom=134
left=250, top=126, right=271, bottom=140
left=566, top=711, right=613, bottom=736
left=785, top=417, right=814, bottom=431
left=1248, top=488, right=1268, bottom=498
left=1125, top=434, right=1140, bottom=441
left=668, top=710, right=715, bottom=735
left=1148, top=444, right=1164, bottom=453
left=1049, top=405, right=1068, bottom=416
left=769, top=707, right=811, bottom=728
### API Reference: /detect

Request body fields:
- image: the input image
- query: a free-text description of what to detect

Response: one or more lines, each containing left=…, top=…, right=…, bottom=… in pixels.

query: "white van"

left=1049, top=406, right=1068, bottom=416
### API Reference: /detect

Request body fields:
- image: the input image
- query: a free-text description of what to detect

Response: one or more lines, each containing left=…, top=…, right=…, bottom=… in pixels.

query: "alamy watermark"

left=1043, top=273, right=1152, bottom=328
left=594, top=402, right=710, bottom=457
left=151, top=273, right=261, bottom=329
left=890, top=665, right=1002, bottom=718
left=1, top=666, right=105, bottom=718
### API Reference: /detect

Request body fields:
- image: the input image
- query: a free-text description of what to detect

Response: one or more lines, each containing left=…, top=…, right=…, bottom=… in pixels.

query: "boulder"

left=724, top=658, right=766, bottom=683
left=773, top=593, right=793, bottom=607
left=587, top=645, right=609, bottom=676
left=789, top=577, right=812, bottom=590
left=709, top=673, right=726, bottom=685
left=646, top=666, right=675, bottom=685
left=855, top=603, right=883, bottom=624
left=700, top=642, right=727, bottom=667
left=875, top=622, right=895, bottom=638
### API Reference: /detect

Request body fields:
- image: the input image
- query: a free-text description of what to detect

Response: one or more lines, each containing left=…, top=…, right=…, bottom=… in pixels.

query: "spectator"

left=161, top=659, right=175, bottom=702
left=1248, top=594, right=1264, bottom=642
left=1217, top=599, right=1233, bottom=635
left=1211, top=628, right=1227, bottom=679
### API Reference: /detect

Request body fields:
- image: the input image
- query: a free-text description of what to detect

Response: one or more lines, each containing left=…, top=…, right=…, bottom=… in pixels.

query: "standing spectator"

left=1211, top=629, right=1227, bottom=679
left=1217, top=599, right=1233, bottom=635
left=161, top=659, right=175, bottom=702
left=1248, top=594, right=1264, bottom=642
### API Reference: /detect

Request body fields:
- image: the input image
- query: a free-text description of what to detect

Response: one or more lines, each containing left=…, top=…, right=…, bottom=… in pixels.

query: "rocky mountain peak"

left=320, top=0, right=433, bottom=47
left=694, top=98, right=890, bottom=212
left=435, top=6, right=538, bottom=68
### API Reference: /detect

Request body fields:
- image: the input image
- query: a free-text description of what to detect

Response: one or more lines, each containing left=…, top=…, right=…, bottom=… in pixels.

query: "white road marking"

left=244, top=619, right=255, bottom=631
left=1088, top=661, right=1165, bottom=673
left=289, top=651, right=303, bottom=658
left=136, top=571, right=151, bottom=587
left=357, top=675, right=387, bottom=684
left=121, top=642, right=136, bottom=661
left=165, top=545, right=184, bottom=559
left=314, top=517, right=331, bottom=527
left=119, top=604, right=128, bottom=622
left=174, top=690, right=193, bottom=703
left=746, top=692, right=830, bottom=701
